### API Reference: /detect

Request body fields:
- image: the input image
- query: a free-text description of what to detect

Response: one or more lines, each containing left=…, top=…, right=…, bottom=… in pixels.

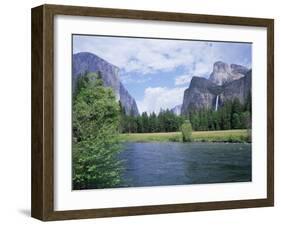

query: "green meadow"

left=119, top=129, right=250, bottom=143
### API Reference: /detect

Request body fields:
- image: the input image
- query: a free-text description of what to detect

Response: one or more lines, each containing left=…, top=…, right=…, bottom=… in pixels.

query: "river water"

left=118, top=142, right=251, bottom=187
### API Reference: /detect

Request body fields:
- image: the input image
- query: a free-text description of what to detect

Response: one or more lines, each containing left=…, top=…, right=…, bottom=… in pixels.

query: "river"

left=118, top=142, right=251, bottom=187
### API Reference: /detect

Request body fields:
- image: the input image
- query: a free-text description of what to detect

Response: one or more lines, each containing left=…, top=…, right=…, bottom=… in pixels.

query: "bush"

left=181, top=121, right=193, bottom=142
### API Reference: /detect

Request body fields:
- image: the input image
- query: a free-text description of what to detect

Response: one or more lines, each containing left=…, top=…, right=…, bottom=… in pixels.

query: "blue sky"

left=73, top=35, right=252, bottom=114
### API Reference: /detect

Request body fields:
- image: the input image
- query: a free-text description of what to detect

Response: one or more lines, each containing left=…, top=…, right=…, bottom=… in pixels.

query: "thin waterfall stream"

left=215, top=95, right=219, bottom=111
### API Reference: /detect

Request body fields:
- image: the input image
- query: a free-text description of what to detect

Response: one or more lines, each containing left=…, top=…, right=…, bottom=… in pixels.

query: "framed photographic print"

left=31, top=4, right=274, bottom=221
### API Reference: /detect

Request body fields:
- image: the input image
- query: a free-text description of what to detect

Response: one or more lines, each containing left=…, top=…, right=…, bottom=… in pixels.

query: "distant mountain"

left=73, top=52, right=139, bottom=116
left=171, top=104, right=182, bottom=116
left=181, top=61, right=251, bottom=115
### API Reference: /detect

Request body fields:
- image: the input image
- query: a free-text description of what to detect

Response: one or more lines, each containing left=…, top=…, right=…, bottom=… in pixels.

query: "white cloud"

left=175, top=74, right=192, bottom=86
left=73, top=36, right=252, bottom=83
left=174, top=61, right=212, bottom=86
left=73, top=37, right=252, bottom=114
left=73, top=36, right=201, bottom=74
left=193, top=62, right=213, bottom=76
left=137, top=86, right=186, bottom=114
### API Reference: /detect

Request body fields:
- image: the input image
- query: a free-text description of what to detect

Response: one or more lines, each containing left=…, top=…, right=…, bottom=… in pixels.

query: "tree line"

left=120, top=95, right=251, bottom=133
left=189, top=96, right=251, bottom=131
left=119, top=105, right=185, bottom=133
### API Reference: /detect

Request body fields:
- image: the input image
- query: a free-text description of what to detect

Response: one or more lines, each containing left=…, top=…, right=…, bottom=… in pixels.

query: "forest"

left=119, top=96, right=251, bottom=133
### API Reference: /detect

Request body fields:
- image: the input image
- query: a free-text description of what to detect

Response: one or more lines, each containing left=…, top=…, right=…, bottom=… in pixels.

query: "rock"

left=119, top=82, right=139, bottom=116
left=181, top=65, right=251, bottom=115
left=230, top=64, right=249, bottom=75
left=220, top=69, right=252, bottom=104
left=209, top=61, right=248, bottom=85
left=73, top=52, right=120, bottom=99
left=181, top=77, right=219, bottom=114
left=73, top=52, right=139, bottom=116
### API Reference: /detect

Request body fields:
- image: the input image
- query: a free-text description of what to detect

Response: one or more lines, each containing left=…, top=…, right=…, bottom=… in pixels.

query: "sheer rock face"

left=181, top=62, right=251, bottom=115
left=73, top=52, right=139, bottom=116
left=230, top=64, right=249, bottom=75
left=209, top=61, right=248, bottom=85
left=220, top=69, right=252, bottom=104
left=119, top=83, right=139, bottom=116
left=181, top=77, right=220, bottom=114
left=73, top=52, right=120, bottom=100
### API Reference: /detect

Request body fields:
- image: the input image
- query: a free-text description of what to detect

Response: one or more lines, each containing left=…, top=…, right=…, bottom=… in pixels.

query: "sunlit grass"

left=119, top=129, right=250, bottom=143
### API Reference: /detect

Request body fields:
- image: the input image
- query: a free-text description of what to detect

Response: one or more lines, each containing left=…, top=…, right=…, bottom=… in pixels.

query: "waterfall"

left=215, top=95, right=219, bottom=111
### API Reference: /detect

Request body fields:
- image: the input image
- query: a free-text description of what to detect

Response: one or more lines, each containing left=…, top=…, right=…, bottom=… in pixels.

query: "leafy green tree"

left=72, top=72, right=122, bottom=189
left=181, top=121, right=193, bottom=142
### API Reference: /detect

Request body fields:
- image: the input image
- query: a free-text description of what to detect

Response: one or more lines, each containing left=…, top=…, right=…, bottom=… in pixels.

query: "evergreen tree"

left=232, top=113, right=241, bottom=129
left=188, top=98, right=251, bottom=131
left=119, top=97, right=251, bottom=133
left=141, top=112, right=149, bottom=132
left=149, top=112, right=158, bottom=132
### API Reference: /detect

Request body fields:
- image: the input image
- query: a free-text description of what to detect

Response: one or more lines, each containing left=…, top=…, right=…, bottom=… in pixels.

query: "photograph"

left=71, top=35, right=252, bottom=190
left=30, top=3, right=274, bottom=221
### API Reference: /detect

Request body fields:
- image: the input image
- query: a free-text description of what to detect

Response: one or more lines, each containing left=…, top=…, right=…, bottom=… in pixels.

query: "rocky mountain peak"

left=214, top=61, right=231, bottom=73
left=181, top=62, right=251, bottom=115
left=230, top=64, right=249, bottom=75
left=209, top=61, right=232, bottom=85
left=209, top=61, right=249, bottom=86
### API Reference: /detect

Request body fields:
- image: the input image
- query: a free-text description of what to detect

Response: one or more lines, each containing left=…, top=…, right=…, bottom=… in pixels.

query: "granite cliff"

left=209, top=61, right=248, bottom=85
left=73, top=52, right=139, bottom=116
left=181, top=62, right=251, bottom=115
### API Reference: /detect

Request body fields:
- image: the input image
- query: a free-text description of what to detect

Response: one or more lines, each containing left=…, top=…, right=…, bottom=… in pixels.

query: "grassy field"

left=119, top=129, right=251, bottom=143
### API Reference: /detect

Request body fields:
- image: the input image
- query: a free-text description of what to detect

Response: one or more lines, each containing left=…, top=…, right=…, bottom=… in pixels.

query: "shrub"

left=181, top=121, right=193, bottom=142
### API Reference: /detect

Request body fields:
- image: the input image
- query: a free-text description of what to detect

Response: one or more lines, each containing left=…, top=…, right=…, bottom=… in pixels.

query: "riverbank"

left=119, top=129, right=251, bottom=143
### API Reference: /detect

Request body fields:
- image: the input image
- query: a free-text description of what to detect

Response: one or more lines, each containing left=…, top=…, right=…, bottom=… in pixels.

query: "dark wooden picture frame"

left=31, top=4, right=274, bottom=221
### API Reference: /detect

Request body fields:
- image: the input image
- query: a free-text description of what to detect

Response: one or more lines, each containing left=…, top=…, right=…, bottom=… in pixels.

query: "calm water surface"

left=118, top=142, right=251, bottom=187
